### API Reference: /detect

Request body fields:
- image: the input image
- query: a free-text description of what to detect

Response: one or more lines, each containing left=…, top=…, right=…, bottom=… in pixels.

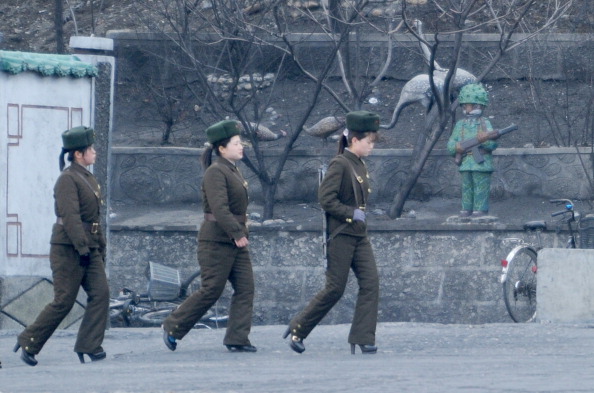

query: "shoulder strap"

left=337, top=155, right=365, bottom=207
left=69, top=168, right=101, bottom=202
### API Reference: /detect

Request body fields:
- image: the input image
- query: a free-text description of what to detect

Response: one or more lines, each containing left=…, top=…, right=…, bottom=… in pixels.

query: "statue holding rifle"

left=447, top=84, right=517, bottom=220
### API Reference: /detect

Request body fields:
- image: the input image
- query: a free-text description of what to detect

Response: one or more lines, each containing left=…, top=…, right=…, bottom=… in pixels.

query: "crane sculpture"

left=380, top=73, right=444, bottom=130
left=380, top=20, right=478, bottom=131
left=414, top=19, right=477, bottom=92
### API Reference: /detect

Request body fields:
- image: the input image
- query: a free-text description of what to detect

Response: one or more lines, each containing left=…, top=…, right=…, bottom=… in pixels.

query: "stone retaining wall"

left=110, top=146, right=594, bottom=205
left=108, top=221, right=570, bottom=325
left=109, top=32, right=594, bottom=82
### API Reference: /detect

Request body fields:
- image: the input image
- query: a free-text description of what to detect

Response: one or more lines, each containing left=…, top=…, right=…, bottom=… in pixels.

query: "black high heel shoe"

left=283, top=327, right=305, bottom=354
left=13, top=343, right=38, bottom=366
left=350, top=344, right=377, bottom=355
left=76, top=351, right=106, bottom=364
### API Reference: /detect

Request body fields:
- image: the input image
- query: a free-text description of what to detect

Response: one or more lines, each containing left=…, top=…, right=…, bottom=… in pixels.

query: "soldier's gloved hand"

left=455, top=142, right=465, bottom=154
left=79, top=253, right=91, bottom=267
left=353, top=209, right=366, bottom=222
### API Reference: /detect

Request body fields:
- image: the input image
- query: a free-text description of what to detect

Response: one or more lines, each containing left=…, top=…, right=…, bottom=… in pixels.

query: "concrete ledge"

left=69, top=36, right=114, bottom=51
left=537, top=248, right=594, bottom=323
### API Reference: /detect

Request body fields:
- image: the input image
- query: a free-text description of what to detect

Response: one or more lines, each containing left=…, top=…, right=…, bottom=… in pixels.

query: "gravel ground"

left=2, top=322, right=594, bottom=393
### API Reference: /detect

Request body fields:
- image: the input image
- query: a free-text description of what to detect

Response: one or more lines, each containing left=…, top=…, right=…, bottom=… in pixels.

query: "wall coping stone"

left=107, top=31, right=594, bottom=44
left=112, top=146, right=593, bottom=156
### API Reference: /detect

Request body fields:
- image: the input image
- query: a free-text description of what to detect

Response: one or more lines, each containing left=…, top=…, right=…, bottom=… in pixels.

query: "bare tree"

left=386, top=0, right=574, bottom=218
left=129, top=0, right=398, bottom=219
left=126, top=0, right=573, bottom=219
left=55, top=0, right=65, bottom=53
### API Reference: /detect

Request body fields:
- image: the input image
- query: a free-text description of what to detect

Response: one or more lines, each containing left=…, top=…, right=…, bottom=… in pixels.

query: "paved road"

left=1, top=322, right=593, bottom=392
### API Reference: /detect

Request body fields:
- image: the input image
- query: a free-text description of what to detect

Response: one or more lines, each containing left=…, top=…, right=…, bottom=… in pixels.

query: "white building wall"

left=0, top=72, right=93, bottom=276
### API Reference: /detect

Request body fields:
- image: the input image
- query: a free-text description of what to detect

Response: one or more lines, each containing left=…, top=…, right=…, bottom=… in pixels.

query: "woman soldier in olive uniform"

left=14, top=126, right=110, bottom=366
left=162, top=120, right=256, bottom=353
left=284, top=111, right=381, bottom=355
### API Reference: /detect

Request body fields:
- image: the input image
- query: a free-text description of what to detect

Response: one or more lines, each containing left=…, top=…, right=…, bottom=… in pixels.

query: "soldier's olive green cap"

left=346, top=111, right=380, bottom=132
left=206, top=120, right=241, bottom=144
left=61, top=126, right=95, bottom=150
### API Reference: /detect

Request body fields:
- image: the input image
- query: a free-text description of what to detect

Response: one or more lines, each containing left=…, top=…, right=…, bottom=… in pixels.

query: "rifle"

left=318, top=163, right=328, bottom=258
left=454, top=123, right=518, bottom=166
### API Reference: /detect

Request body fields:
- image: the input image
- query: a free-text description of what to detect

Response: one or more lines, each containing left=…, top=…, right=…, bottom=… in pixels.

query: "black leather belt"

left=56, top=217, right=100, bottom=234
left=204, top=213, right=247, bottom=223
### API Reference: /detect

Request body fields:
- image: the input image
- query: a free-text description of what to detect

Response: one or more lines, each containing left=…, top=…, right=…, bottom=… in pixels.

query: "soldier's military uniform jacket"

left=288, top=148, right=378, bottom=345
left=164, top=155, right=254, bottom=345
left=199, top=157, right=249, bottom=243
left=447, top=116, right=497, bottom=173
left=319, top=149, right=370, bottom=238
left=51, top=161, right=106, bottom=257
left=17, top=160, right=109, bottom=357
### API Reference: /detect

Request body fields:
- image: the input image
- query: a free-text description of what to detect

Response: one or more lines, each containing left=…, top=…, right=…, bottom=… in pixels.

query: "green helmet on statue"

left=458, top=83, right=489, bottom=107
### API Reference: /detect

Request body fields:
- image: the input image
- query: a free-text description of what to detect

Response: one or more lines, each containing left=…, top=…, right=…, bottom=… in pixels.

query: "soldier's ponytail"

left=200, top=145, right=214, bottom=169
left=338, top=129, right=349, bottom=154
left=200, top=137, right=233, bottom=169
left=59, top=148, right=68, bottom=171
left=338, top=129, right=375, bottom=155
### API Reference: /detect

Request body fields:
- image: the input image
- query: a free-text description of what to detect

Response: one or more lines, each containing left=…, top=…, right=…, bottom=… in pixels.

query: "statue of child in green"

left=447, top=84, right=497, bottom=218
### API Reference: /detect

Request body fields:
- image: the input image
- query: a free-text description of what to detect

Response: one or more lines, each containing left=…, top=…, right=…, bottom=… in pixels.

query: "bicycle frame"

left=500, top=199, right=580, bottom=323
left=110, top=263, right=227, bottom=328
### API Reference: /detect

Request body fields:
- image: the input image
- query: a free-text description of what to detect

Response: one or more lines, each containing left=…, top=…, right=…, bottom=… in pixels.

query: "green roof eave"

left=0, top=50, right=98, bottom=78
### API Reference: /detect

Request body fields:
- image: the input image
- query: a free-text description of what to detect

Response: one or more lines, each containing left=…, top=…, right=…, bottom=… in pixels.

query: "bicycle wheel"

left=138, top=308, right=173, bottom=327
left=502, top=246, right=538, bottom=323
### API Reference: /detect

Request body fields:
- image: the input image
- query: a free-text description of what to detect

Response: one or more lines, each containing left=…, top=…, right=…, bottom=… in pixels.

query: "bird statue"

left=239, top=122, right=287, bottom=141
left=380, top=19, right=479, bottom=131
left=413, top=19, right=477, bottom=92
left=380, top=74, right=444, bottom=130
left=303, top=116, right=346, bottom=144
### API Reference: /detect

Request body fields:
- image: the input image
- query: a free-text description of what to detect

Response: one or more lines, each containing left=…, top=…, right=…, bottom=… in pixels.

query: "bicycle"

left=109, top=262, right=228, bottom=329
left=499, top=199, right=587, bottom=323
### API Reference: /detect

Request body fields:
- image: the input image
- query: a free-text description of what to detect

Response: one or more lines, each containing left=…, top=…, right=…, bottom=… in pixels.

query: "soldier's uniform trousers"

left=290, top=234, right=379, bottom=345
left=163, top=240, right=254, bottom=346
left=17, top=246, right=109, bottom=355
left=461, top=171, right=492, bottom=212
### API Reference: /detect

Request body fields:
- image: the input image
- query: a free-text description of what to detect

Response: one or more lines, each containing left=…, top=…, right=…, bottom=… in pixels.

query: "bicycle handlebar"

left=551, top=210, right=569, bottom=217
left=549, top=199, right=574, bottom=217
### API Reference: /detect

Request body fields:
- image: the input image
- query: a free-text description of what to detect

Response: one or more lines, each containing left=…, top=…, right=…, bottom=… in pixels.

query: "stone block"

left=537, top=248, right=594, bottom=323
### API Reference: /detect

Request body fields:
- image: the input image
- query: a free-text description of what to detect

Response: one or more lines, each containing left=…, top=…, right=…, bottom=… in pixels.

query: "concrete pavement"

left=1, top=322, right=594, bottom=392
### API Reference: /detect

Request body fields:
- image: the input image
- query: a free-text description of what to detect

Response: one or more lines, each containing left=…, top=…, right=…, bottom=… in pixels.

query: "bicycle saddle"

left=523, top=220, right=546, bottom=231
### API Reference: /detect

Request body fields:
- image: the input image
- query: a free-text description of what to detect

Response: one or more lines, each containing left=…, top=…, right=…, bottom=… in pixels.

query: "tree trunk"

left=328, top=0, right=341, bottom=33
left=388, top=145, right=431, bottom=218
left=161, top=121, right=173, bottom=145
left=262, top=181, right=278, bottom=220
left=388, top=109, right=449, bottom=218
left=55, top=0, right=64, bottom=53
